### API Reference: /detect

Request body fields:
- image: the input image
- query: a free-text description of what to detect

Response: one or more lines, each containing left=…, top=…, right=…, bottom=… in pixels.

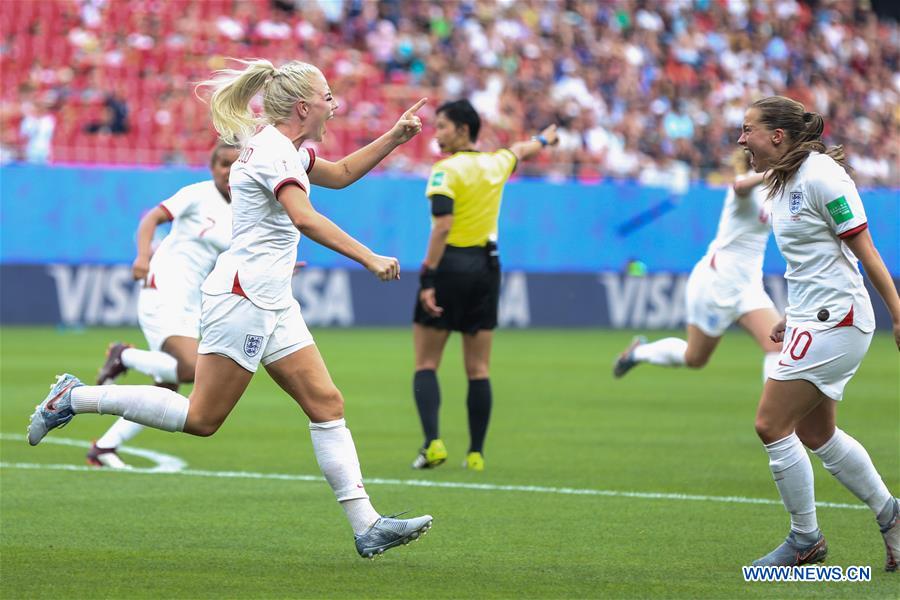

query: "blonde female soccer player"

left=738, top=96, right=899, bottom=570
left=29, top=59, right=433, bottom=559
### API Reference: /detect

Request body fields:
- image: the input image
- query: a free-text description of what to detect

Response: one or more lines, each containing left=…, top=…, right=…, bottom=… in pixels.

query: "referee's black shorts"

left=413, top=245, right=500, bottom=334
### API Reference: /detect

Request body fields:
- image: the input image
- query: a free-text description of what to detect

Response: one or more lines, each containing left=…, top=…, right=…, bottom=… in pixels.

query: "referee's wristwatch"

left=531, top=134, right=549, bottom=147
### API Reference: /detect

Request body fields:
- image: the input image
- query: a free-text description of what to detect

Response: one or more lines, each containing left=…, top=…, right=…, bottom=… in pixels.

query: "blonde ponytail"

left=196, top=59, right=277, bottom=144
left=196, top=59, right=325, bottom=145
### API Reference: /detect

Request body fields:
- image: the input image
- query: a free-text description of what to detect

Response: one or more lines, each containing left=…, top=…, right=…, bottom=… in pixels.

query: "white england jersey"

left=771, top=152, right=874, bottom=332
left=707, top=179, right=772, bottom=257
left=702, top=177, right=771, bottom=282
left=147, top=180, right=232, bottom=300
left=202, top=125, right=315, bottom=310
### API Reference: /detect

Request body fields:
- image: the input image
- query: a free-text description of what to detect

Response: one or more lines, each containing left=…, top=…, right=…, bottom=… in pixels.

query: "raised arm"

left=733, top=171, right=767, bottom=196
left=843, top=228, right=900, bottom=349
left=132, top=206, right=173, bottom=280
left=508, top=124, right=559, bottom=164
left=309, top=98, right=427, bottom=189
left=277, top=183, right=399, bottom=281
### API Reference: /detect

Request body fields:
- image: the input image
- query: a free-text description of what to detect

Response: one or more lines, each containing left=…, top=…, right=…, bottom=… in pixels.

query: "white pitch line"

left=0, top=433, right=186, bottom=472
left=0, top=439, right=865, bottom=511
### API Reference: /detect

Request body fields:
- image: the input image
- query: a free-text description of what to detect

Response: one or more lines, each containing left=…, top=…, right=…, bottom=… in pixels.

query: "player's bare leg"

left=752, top=379, right=826, bottom=565
left=182, top=353, right=253, bottom=436
left=265, top=344, right=343, bottom=421
left=161, top=336, right=200, bottom=383
left=266, top=344, right=433, bottom=558
left=738, top=307, right=782, bottom=380
left=683, top=325, right=721, bottom=368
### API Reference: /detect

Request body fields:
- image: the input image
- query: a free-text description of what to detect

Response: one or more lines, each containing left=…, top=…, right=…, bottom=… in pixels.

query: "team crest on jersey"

left=789, top=191, right=803, bottom=214
left=244, top=335, right=263, bottom=357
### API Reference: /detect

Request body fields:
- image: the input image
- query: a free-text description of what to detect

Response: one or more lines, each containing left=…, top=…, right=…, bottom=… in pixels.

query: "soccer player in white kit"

left=87, top=143, right=239, bottom=468
left=28, top=59, right=434, bottom=559
left=613, top=149, right=782, bottom=380
left=738, top=96, right=900, bottom=570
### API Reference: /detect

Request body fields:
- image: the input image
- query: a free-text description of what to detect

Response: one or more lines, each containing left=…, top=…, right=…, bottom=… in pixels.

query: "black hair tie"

left=803, top=112, right=813, bottom=122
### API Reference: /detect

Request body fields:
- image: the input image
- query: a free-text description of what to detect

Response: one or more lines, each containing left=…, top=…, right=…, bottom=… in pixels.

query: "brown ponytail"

left=750, top=96, right=851, bottom=199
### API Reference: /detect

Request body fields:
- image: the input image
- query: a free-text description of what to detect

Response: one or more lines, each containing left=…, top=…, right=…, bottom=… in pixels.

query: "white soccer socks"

left=121, top=348, right=179, bottom=384
left=765, top=433, right=819, bottom=538
left=309, top=418, right=380, bottom=534
left=812, top=428, right=893, bottom=519
left=632, top=337, right=688, bottom=367
left=96, top=417, right=145, bottom=449
left=70, top=385, right=188, bottom=432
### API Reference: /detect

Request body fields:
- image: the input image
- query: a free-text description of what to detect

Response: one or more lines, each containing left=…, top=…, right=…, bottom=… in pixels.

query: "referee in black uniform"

left=411, top=99, right=558, bottom=471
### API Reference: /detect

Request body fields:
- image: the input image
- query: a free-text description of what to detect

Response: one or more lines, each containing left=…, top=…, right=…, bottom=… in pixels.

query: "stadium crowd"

left=2, top=0, right=898, bottom=185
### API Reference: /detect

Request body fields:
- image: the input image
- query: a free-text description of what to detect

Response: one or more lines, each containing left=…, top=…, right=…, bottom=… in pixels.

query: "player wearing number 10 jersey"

left=739, top=96, right=900, bottom=571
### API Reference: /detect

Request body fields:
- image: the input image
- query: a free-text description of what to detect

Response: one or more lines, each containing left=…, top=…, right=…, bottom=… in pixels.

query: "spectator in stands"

left=3, top=0, right=897, bottom=183
left=85, top=91, right=128, bottom=134
left=19, top=96, right=56, bottom=163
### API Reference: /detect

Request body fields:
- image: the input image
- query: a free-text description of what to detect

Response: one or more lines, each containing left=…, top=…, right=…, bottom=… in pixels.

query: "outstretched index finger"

left=404, top=98, right=427, bottom=117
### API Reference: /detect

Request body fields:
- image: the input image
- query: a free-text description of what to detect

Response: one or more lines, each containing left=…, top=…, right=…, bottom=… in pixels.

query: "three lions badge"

left=244, top=334, right=263, bottom=357
left=789, top=191, right=803, bottom=215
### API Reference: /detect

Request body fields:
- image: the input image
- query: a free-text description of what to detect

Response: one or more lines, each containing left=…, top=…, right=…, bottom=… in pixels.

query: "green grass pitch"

left=1, top=326, right=897, bottom=598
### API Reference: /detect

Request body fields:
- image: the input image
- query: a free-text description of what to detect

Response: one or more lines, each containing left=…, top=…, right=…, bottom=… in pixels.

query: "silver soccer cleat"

left=751, top=530, right=827, bottom=567
left=27, top=373, right=83, bottom=446
left=355, top=513, right=433, bottom=559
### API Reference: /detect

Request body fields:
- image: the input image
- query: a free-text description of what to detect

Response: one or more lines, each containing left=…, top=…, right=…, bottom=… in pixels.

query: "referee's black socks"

left=467, top=378, right=492, bottom=454
left=413, top=369, right=441, bottom=446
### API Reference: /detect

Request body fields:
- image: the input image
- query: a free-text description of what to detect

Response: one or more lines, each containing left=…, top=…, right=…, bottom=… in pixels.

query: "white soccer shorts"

left=769, top=324, right=872, bottom=401
left=138, top=287, right=201, bottom=352
left=685, top=259, right=775, bottom=337
left=198, top=293, right=315, bottom=373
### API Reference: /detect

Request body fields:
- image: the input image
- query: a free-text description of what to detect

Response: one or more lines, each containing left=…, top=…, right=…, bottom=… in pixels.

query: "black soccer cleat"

left=96, top=342, right=131, bottom=385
